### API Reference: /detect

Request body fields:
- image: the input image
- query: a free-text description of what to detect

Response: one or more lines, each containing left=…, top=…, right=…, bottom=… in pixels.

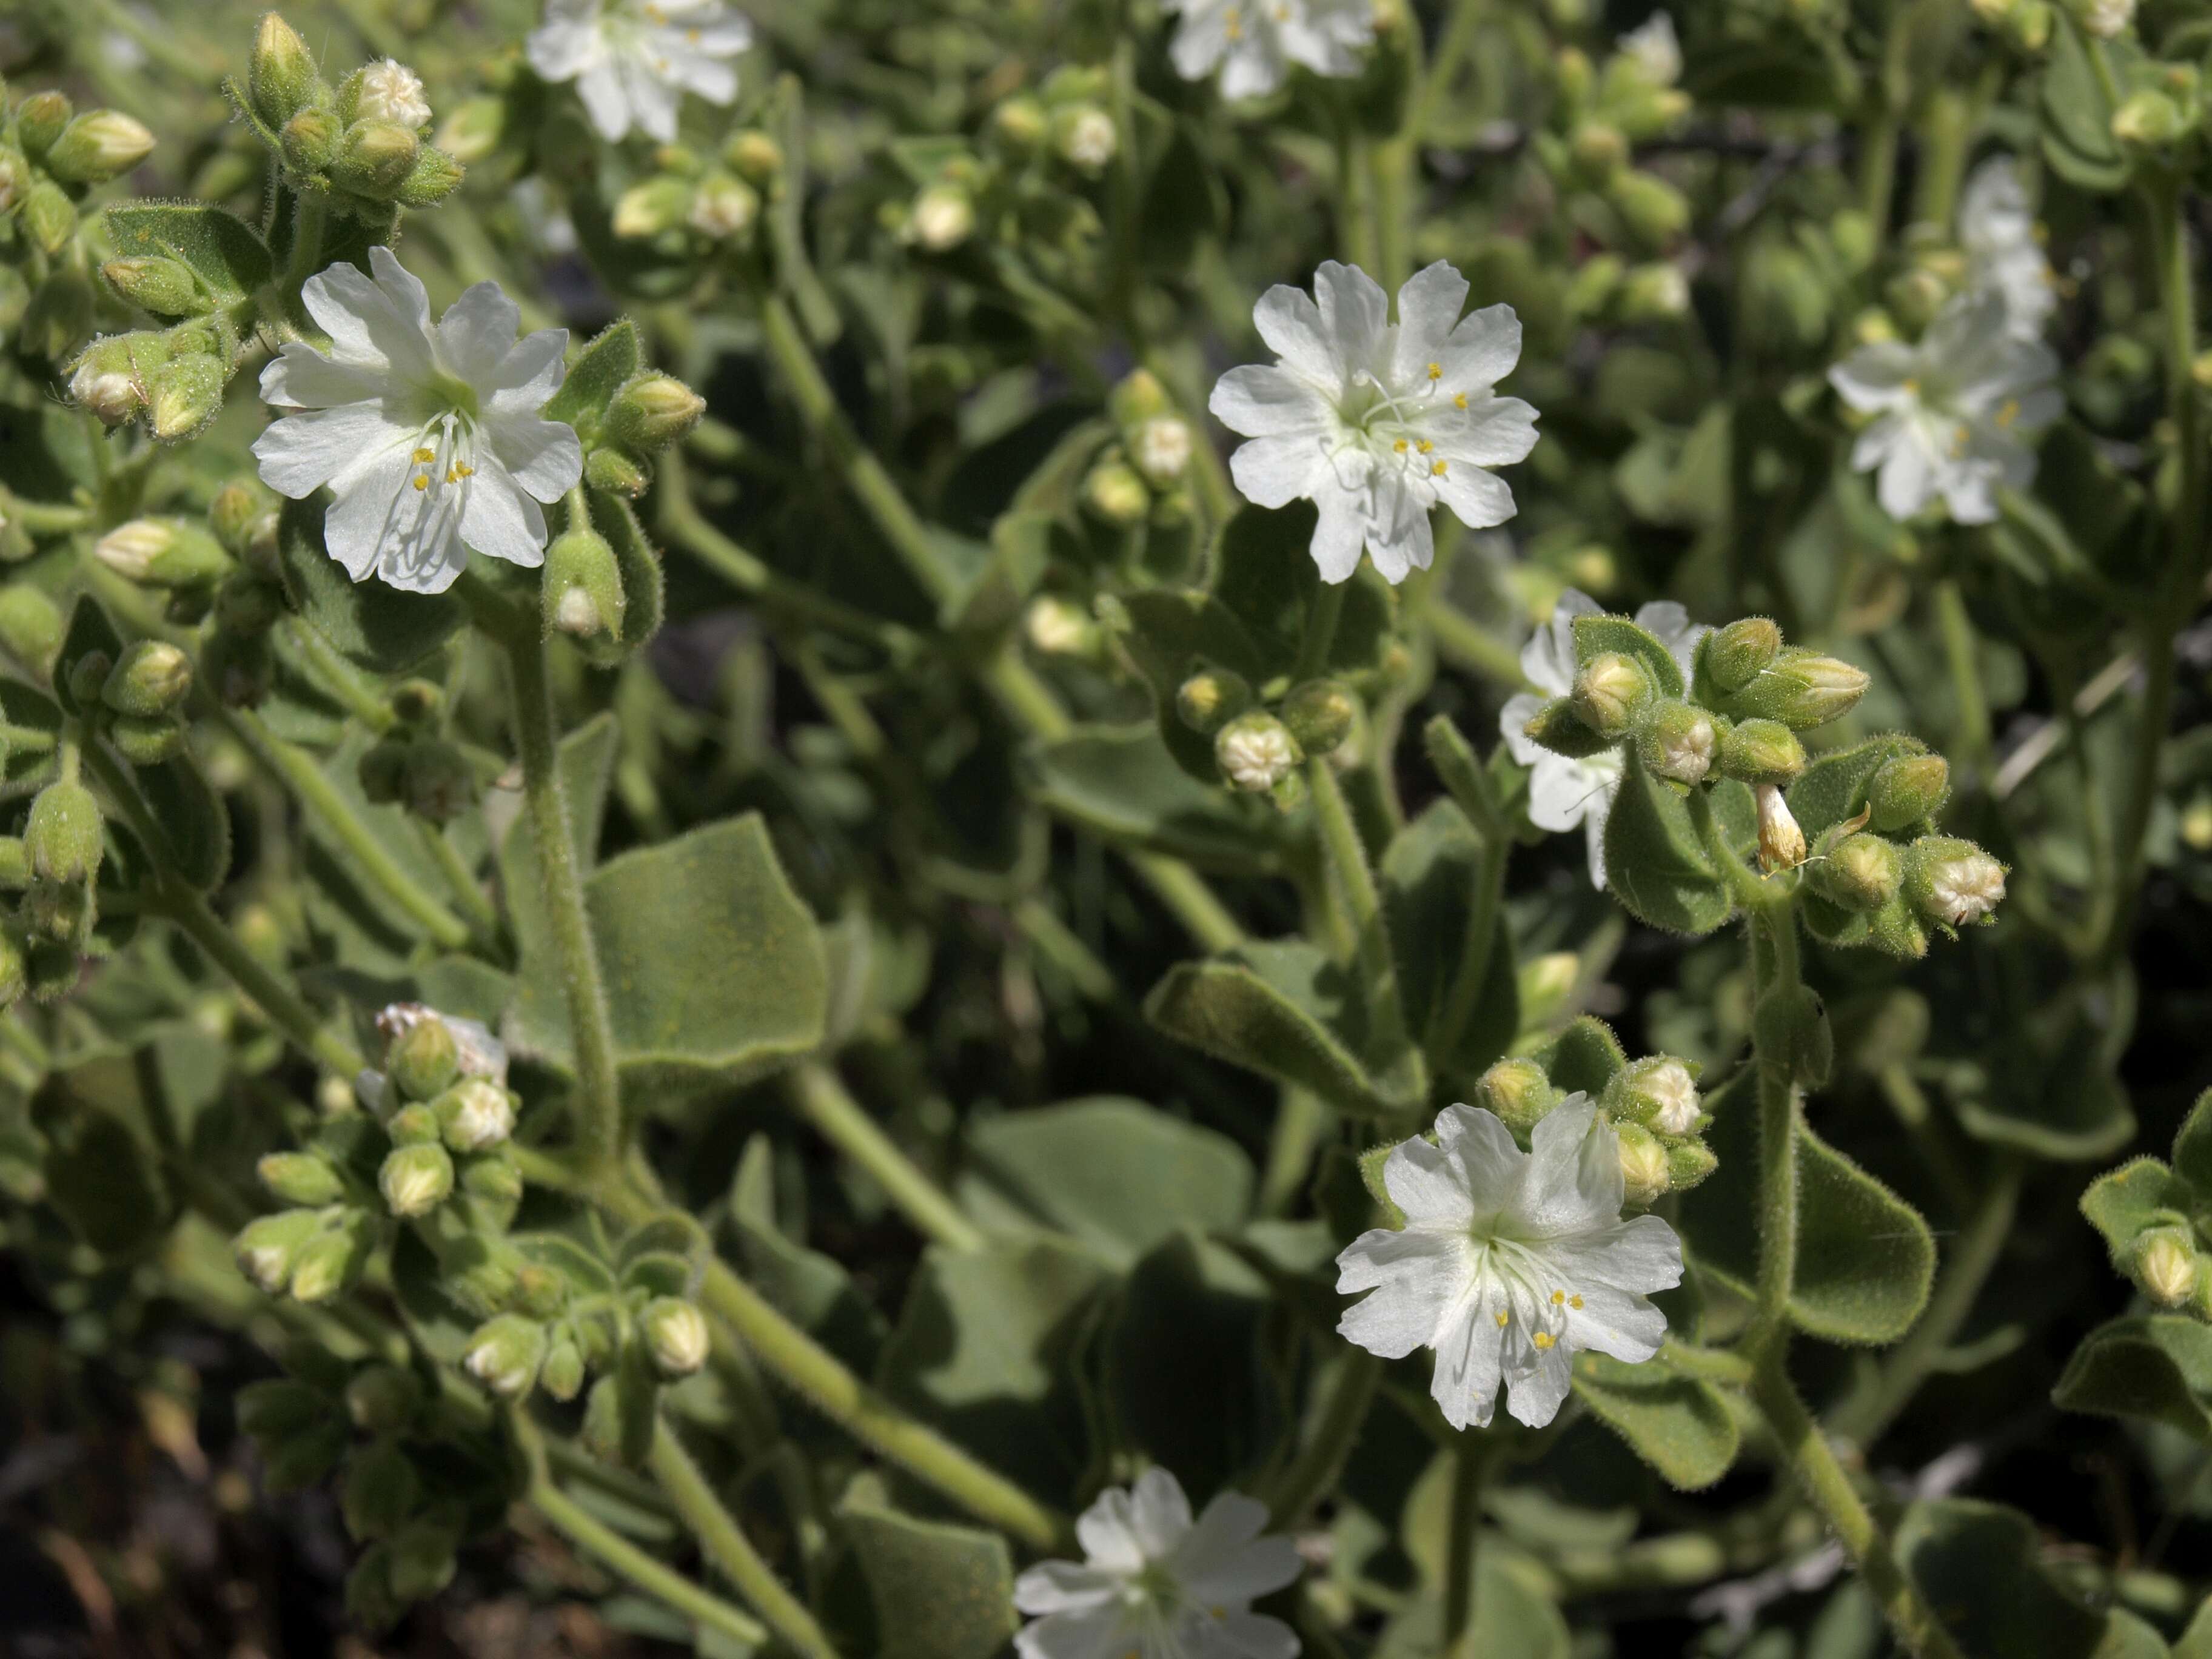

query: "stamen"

left=1393, top=437, right=1409, bottom=452
left=688, top=27, right=702, bottom=41
left=1902, top=377, right=1920, bottom=395
left=455, top=463, right=474, bottom=478
left=1431, top=459, right=1448, bottom=476
left=1996, top=398, right=2020, bottom=427
left=1494, top=1310, right=1509, bottom=1327
left=1453, top=392, right=1468, bottom=409
left=1550, top=1290, right=1565, bottom=1305
left=413, top=475, right=429, bottom=491
left=1532, top=1332, right=1555, bottom=1350
left=1427, top=361, right=1442, bottom=381
left=1570, top=1295, right=1584, bottom=1309
left=414, top=447, right=435, bottom=462
left=1415, top=438, right=1432, bottom=454
left=1224, top=5, right=1242, bottom=37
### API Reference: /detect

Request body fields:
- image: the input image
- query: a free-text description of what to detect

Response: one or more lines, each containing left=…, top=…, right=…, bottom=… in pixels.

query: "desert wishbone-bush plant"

left=1, top=0, right=2211, bottom=1655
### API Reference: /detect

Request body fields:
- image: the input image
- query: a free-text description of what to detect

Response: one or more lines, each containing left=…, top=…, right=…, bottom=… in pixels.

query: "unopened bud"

left=1610, top=1056, right=1701, bottom=1136
left=403, top=741, right=474, bottom=824
left=22, top=179, right=78, bottom=255
left=908, top=184, right=974, bottom=251
left=17, top=92, right=73, bottom=159
left=1620, top=262, right=1690, bottom=320
left=688, top=172, right=759, bottom=238
left=386, top=1102, right=441, bottom=1146
left=102, top=256, right=201, bottom=318
left=642, top=1298, right=711, bottom=1378
left=70, top=335, right=159, bottom=425
left=463, top=1315, right=547, bottom=1399
left=1215, top=711, right=1300, bottom=793
left=1616, top=1121, right=1671, bottom=1205
left=352, top=59, right=432, bottom=129
left=280, top=107, right=338, bottom=173
left=44, top=111, right=156, bottom=184
left=1110, top=369, right=1171, bottom=426
left=344, top=1364, right=424, bottom=1433
left=1610, top=170, right=1691, bottom=244
left=1815, top=832, right=1903, bottom=911
left=26, top=781, right=102, bottom=885
left=2112, top=90, right=2183, bottom=147
left=1083, top=461, right=1150, bottom=526
left=726, top=129, right=783, bottom=184
left=613, top=176, right=690, bottom=238
left=233, top=1208, right=325, bottom=1293
left=2068, top=0, right=2134, bottom=36
left=1571, top=651, right=1651, bottom=736
left=1475, top=1057, right=1559, bottom=1135
left=541, top=1336, right=588, bottom=1401
left=1172, top=666, right=1252, bottom=734
left=149, top=354, right=227, bottom=442
left=1700, top=617, right=1782, bottom=694
left=1867, top=752, right=1950, bottom=831
left=435, top=1079, right=515, bottom=1152
left=379, top=1142, right=454, bottom=1217
left=1766, top=649, right=1871, bottom=729
left=1637, top=699, right=1718, bottom=784
left=0, top=586, right=64, bottom=671
left=250, top=15, right=324, bottom=129
left=288, top=1211, right=374, bottom=1302
left=542, top=525, right=626, bottom=640
left=606, top=373, right=706, bottom=452
left=1054, top=105, right=1117, bottom=172
left=2136, top=1228, right=2199, bottom=1307
left=1022, top=595, right=1094, bottom=659
left=994, top=96, right=1047, bottom=152
left=394, top=143, right=464, bottom=209
left=1130, top=416, right=1192, bottom=486
left=256, top=1151, right=344, bottom=1207
left=585, top=446, right=650, bottom=495
left=101, top=640, right=193, bottom=717
left=333, top=119, right=420, bottom=193
left=1718, top=717, right=1806, bottom=785
left=0, top=147, right=24, bottom=217
left=1281, top=680, right=1357, bottom=754
left=387, top=1014, right=460, bottom=1101
left=1755, top=782, right=1807, bottom=871
left=1906, top=837, right=2006, bottom=927
left=1572, top=121, right=1629, bottom=177
left=95, top=516, right=230, bottom=586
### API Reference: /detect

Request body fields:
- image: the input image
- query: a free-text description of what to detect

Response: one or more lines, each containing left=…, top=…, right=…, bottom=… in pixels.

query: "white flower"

left=1958, top=157, right=2054, bottom=340
left=1217, top=713, right=1300, bottom=792
left=1336, top=1099, right=1683, bottom=1430
left=1499, top=590, right=1706, bottom=888
left=1013, top=1467, right=1301, bottom=1659
left=1642, top=1061, right=1700, bottom=1135
left=1926, top=851, right=2006, bottom=924
left=357, top=58, right=432, bottom=129
left=1164, top=0, right=1372, bottom=99
left=1828, top=290, right=2060, bottom=526
left=375, top=1002, right=511, bottom=1084
left=253, top=248, right=583, bottom=595
left=526, top=0, right=752, bottom=144
left=1210, top=261, right=1538, bottom=585
left=1618, top=12, right=1681, bottom=84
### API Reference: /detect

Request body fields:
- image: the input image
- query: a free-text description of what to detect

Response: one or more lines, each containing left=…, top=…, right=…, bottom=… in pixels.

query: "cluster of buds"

left=1968, top=0, right=2056, bottom=50
left=1080, top=370, right=1200, bottom=557
left=1541, top=21, right=1692, bottom=253
left=2108, top=60, right=2201, bottom=155
left=2082, top=1093, right=2212, bottom=1323
left=890, top=67, right=1117, bottom=262
left=3, top=771, right=104, bottom=1007
left=232, top=16, right=461, bottom=222
left=1478, top=1045, right=1717, bottom=1206
left=68, top=312, right=241, bottom=443
left=0, top=81, right=155, bottom=266
left=235, top=1358, right=471, bottom=1630
left=578, top=369, right=705, bottom=499
left=991, top=65, right=1118, bottom=179
left=358, top=680, right=478, bottom=824
left=613, top=127, right=783, bottom=246
left=1180, top=667, right=1359, bottom=808
left=1563, top=252, right=1692, bottom=324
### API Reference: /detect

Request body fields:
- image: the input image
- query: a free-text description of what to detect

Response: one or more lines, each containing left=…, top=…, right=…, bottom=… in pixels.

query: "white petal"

left=1583, top=803, right=1612, bottom=891
left=1519, top=590, right=1598, bottom=692
left=1229, top=436, right=1322, bottom=510
left=574, top=59, right=635, bottom=139
left=1390, top=260, right=1470, bottom=384
left=434, top=281, right=522, bottom=388
left=1013, top=1561, right=1121, bottom=1615
left=1364, top=496, right=1432, bottom=585
left=1309, top=488, right=1366, bottom=583
left=1432, top=462, right=1516, bottom=531
left=1436, top=302, right=1524, bottom=395
left=1015, top=1605, right=1129, bottom=1659
left=1427, top=1282, right=1506, bottom=1429
left=1170, top=14, right=1229, bottom=82
left=1526, top=755, right=1615, bottom=834
left=1502, top=1338, right=1574, bottom=1427
left=1514, top=1098, right=1625, bottom=1238
left=486, top=329, right=572, bottom=417
left=301, top=256, right=429, bottom=379
left=253, top=403, right=413, bottom=499
left=1313, top=261, right=1388, bottom=376
left=322, top=442, right=426, bottom=582
left=1436, top=395, right=1538, bottom=468
left=1252, top=283, right=1339, bottom=387
left=1499, top=691, right=1547, bottom=767
left=527, top=13, right=602, bottom=82
left=258, top=341, right=384, bottom=411
left=1074, top=1488, right=1145, bottom=1574
left=1176, top=1493, right=1295, bottom=1606
left=1382, top=1134, right=1476, bottom=1225
left=1560, top=1281, right=1669, bottom=1363
left=1435, top=1105, right=1525, bottom=1215
left=1875, top=429, right=1937, bottom=520
left=654, top=41, right=740, bottom=101
left=1827, top=342, right=1918, bottom=413
left=1211, top=364, right=1330, bottom=437
left=1202, top=1611, right=1301, bottom=1659
left=487, top=413, right=586, bottom=502
left=1127, top=1467, right=1194, bottom=1558
left=459, top=458, right=551, bottom=570
left=1338, top=1242, right=1466, bottom=1359
left=623, top=56, right=683, bottom=142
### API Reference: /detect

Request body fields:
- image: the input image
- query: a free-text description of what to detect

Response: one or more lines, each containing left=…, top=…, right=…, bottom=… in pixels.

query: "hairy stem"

left=1309, top=760, right=1418, bottom=1092
left=783, top=1062, right=985, bottom=1253
left=153, top=882, right=365, bottom=1078
left=1441, top=1438, right=1487, bottom=1646
left=1268, top=1351, right=1381, bottom=1529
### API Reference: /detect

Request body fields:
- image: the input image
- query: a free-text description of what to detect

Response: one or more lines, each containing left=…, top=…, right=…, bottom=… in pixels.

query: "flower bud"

left=334, top=119, right=420, bottom=194
left=1620, top=262, right=1690, bottom=320
left=1700, top=617, right=1782, bottom=694
left=387, top=1014, right=460, bottom=1101
left=463, top=1314, right=548, bottom=1399
left=2007, top=0, right=2054, bottom=44
left=436, top=96, right=504, bottom=164
left=101, top=640, right=193, bottom=717
left=641, top=1298, right=711, bottom=1378
left=393, top=144, right=465, bottom=210
left=1053, top=105, right=1117, bottom=172
left=387, top=1107, right=440, bottom=1153
left=585, top=446, right=651, bottom=495
left=613, top=175, right=690, bottom=238
left=345, top=1364, right=424, bottom=1433
left=1083, top=461, right=1150, bottom=526
left=1572, top=121, right=1629, bottom=178
left=403, top=741, right=474, bottom=823
left=280, top=107, right=338, bottom=173
left=1571, top=651, right=1651, bottom=736
left=1815, top=832, right=1903, bottom=911
left=726, top=129, right=784, bottom=184
left=1636, top=699, right=1718, bottom=784
left=1281, top=680, right=1358, bottom=755
left=0, top=146, right=25, bottom=214
left=70, top=335, right=158, bottom=426
left=1610, top=1056, right=1701, bottom=1136
left=250, top=15, right=324, bottom=129
left=1717, top=717, right=1806, bottom=785
left=1667, top=1139, right=1718, bottom=1193
left=352, top=59, right=432, bottom=129
left=389, top=680, right=445, bottom=726
left=1763, top=648, right=1871, bottom=729
left=288, top=1211, right=374, bottom=1302
left=2068, top=0, right=2133, bottom=36
left=1616, top=1121, right=1671, bottom=1205
left=1022, top=595, right=1098, bottom=659
left=0, top=586, right=63, bottom=672
left=1475, top=1057, right=1559, bottom=1136
left=26, top=781, right=102, bottom=885
left=541, top=1335, right=588, bottom=1402
left=461, top=1151, right=525, bottom=1210
left=1755, top=782, right=1807, bottom=871
left=233, top=1208, right=325, bottom=1293
left=543, top=525, right=627, bottom=641
left=435, top=1078, right=516, bottom=1152
left=2134, top=1228, right=2199, bottom=1307
left=606, top=373, right=706, bottom=452
left=1175, top=665, right=1253, bottom=734
left=258, top=1150, right=345, bottom=1206
left=66, top=651, right=115, bottom=709
left=22, top=179, right=78, bottom=255
left=379, top=1142, right=454, bottom=1217
left=1866, top=753, right=1949, bottom=832
left=994, top=96, right=1048, bottom=152
left=17, top=92, right=73, bottom=159
left=1609, top=170, right=1691, bottom=245
left=44, top=112, right=156, bottom=184
left=102, top=256, right=200, bottom=318
left=688, top=172, right=759, bottom=238
left=1215, top=711, right=1301, bottom=793
left=24, top=876, right=94, bottom=945
left=1109, top=369, right=1171, bottom=426
left=1906, top=837, right=2006, bottom=927
left=149, top=353, right=228, bottom=443
left=2112, top=90, right=2184, bottom=148
left=94, top=516, right=232, bottom=587
left=213, top=483, right=276, bottom=560
left=908, top=184, right=975, bottom=251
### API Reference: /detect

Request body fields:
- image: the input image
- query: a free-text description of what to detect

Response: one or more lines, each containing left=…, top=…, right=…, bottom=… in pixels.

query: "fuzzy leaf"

left=2053, top=1317, right=2212, bottom=1446
left=1379, top=799, right=1518, bottom=1081
left=276, top=498, right=468, bottom=674
left=1955, top=1013, right=2136, bottom=1162
left=135, top=753, right=231, bottom=893
left=1208, top=502, right=1393, bottom=681
left=1602, top=756, right=1736, bottom=935
left=54, top=595, right=125, bottom=718
left=2079, top=1158, right=2191, bottom=1267
left=729, top=1136, right=885, bottom=1373
left=1570, top=1352, right=1740, bottom=1490
left=1899, top=1498, right=2165, bottom=1658
left=543, top=319, right=642, bottom=434
left=2169, top=1088, right=2212, bottom=1196
left=840, top=1498, right=1017, bottom=1659
left=106, top=203, right=273, bottom=304
left=1145, top=941, right=1398, bottom=1116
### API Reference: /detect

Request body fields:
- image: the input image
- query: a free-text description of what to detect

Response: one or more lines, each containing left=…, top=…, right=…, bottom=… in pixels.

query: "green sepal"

left=542, top=318, right=642, bottom=440
left=1531, top=1014, right=1630, bottom=1099
left=1783, top=733, right=1926, bottom=841
left=1357, top=1141, right=1407, bottom=1228
left=1518, top=695, right=1617, bottom=760
left=2078, top=1158, right=2191, bottom=1269
left=1571, top=612, right=1685, bottom=698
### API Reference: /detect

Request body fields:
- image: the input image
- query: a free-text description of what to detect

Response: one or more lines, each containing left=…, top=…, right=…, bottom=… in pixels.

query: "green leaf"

left=1, top=675, right=64, bottom=785
left=1028, top=723, right=1292, bottom=872
left=1145, top=941, right=1399, bottom=1116
left=1570, top=614, right=1684, bottom=699
left=1601, top=757, right=1737, bottom=935
left=1380, top=800, right=1518, bottom=1079
left=2079, top=1158, right=2191, bottom=1267
left=1105, top=1231, right=1281, bottom=1500
left=587, top=490, right=666, bottom=656
left=135, top=752, right=231, bottom=893
left=956, top=1098, right=1252, bottom=1268
left=1116, top=589, right=1272, bottom=782
left=939, top=510, right=1054, bottom=639
left=2039, top=25, right=2131, bottom=195
left=1898, top=1498, right=2162, bottom=1658
left=1954, top=1013, right=2137, bottom=1162
left=544, top=320, right=642, bottom=434
left=1570, top=1352, right=1741, bottom=1490
left=1208, top=503, right=1394, bottom=682
left=276, top=498, right=468, bottom=674
left=877, top=1237, right=1111, bottom=1500
left=105, top=203, right=273, bottom=304
left=2053, top=1316, right=2212, bottom=1446
left=1678, top=1075, right=1935, bottom=1344
left=839, top=1498, right=1017, bottom=1659
left=2169, top=1088, right=2212, bottom=1195
left=1532, top=1015, right=1630, bottom=1099
left=36, top=1099, right=172, bottom=1255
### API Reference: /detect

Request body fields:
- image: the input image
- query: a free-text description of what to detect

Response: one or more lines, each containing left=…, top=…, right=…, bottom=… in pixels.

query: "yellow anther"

left=412, top=474, right=429, bottom=491
left=1224, top=6, right=1242, bottom=36
left=1416, top=438, right=1433, bottom=453
left=1494, top=1309, right=1509, bottom=1327
left=1431, top=459, right=1448, bottom=476
left=688, top=27, right=702, bottom=41
left=644, top=1, right=668, bottom=18
left=1996, top=398, right=2020, bottom=427
left=1902, top=377, right=1920, bottom=395
left=445, top=465, right=461, bottom=483
left=1532, top=1331, right=1555, bottom=1350
left=1427, top=361, right=1443, bottom=381
left=1570, top=1295, right=1584, bottom=1309
left=1393, top=437, right=1409, bottom=452
left=1550, top=1290, right=1566, bottom=1305
left=1453, top=392, right=1468, bottom=409
left=414, top=447, right=435, bottom=462
left=455, top=463, right=474, bottom=477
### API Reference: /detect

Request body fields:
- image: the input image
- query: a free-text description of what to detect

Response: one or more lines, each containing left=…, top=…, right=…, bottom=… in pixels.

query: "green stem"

left=1267, top=1351, right=1381, bottom=1528
left=216, top=706, right=473, bottom=952
left=1441, top=1438, right=1487, bottom=1647
left=1857, top=0, right=1919, bottom=252
left=282, top=194, right=329, bottom=298
left=783, top=1062, right=985, bottom=1253
left=646, top=1420, right=840, bottom=1659
left=1296, top=581, right=1349, bottom=683
left=11, top=500, right=90, bottom=535
left=1931, top=580, right=1991, bottom=784
left=1751, top=1359, right=1968, bottom=1659
left=419, top=822, right=502, bottom=945
left=1749, top=907, right=1800, bottom=1352
left=153, top=882, right=365, bottom=1077
left=1429, top=814, right=1509, bottom=1076
left=1426, top=600, right=1534, bottom=690
left=1125, top=850, right=1247, bottom=953
left=1259, top=1088, right=1330, bottom=1217
left=489, top=617, right=624, bottom=1176
left=1308, top=760, right=1418, bottom=1090
left=281, top=620, right=397, bottom=731
left=1874, top=1065, right=1976, bottom=1217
